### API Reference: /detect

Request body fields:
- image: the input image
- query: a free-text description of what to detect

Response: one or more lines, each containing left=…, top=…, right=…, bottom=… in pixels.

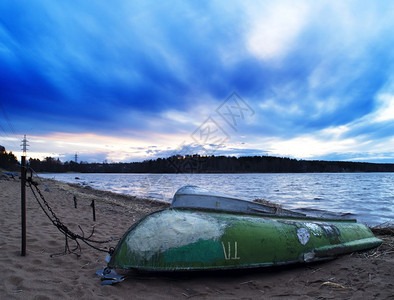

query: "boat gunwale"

left=115, top=256, right=334, bottom=273
left=170, top=207, right=358, bottom=223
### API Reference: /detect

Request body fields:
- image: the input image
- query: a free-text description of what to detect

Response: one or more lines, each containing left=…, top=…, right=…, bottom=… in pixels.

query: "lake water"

left=39, top=172, right=394, bottom=226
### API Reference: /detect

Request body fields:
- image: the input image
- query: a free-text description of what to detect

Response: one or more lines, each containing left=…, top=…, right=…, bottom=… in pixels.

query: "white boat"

left=170, top=185, right=305, bottom=217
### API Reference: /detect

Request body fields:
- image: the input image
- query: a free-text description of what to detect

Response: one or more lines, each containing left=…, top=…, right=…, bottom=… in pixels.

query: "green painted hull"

left=108, top=209, right=382, bottom=271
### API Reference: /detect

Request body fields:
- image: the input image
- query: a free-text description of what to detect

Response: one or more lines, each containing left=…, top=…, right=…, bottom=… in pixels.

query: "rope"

left=27, top=175, right=117, bottom=256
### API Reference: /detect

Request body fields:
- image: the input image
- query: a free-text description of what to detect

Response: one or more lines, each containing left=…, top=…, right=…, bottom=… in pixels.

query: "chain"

left=27, top=176, right=117, bottom=256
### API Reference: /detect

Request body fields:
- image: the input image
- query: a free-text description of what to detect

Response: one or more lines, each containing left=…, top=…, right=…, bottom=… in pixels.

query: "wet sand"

left=0, top=175, right=393, bottom=299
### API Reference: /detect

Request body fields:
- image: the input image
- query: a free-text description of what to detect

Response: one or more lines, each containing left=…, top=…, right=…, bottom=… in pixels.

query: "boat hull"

left=171, top=185, right=305, bottom=217
left=108, top=209, right=381, bottom=271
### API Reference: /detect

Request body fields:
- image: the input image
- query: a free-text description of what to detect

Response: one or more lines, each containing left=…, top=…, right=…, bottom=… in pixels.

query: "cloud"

left=245, top=1, right=311, bottom=61
left=372, top=94, right=394, bottom=122
left=1, top=1, right=394, bottom=162
left=14, top=131, right=188, bottom=162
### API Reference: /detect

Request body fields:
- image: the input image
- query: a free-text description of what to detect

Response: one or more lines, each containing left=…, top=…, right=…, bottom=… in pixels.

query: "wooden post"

left=21, top=155, right=26, bottom=256
left=91, top=200, right=96, bottom=222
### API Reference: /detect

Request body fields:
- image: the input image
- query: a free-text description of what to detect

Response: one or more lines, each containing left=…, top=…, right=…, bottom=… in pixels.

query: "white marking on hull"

left=222, top=241, right=241, bottom=260
left=126, top=210, right=225, bottom=260
left=297, top=228, right=310, bottom=245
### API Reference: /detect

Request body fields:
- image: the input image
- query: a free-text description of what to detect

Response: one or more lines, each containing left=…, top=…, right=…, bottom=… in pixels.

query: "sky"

left=1, top=0, right=394, bottom=163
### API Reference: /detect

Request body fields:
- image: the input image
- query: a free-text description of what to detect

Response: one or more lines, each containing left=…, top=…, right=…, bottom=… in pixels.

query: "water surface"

left=40, top=172, right=394, bottom=226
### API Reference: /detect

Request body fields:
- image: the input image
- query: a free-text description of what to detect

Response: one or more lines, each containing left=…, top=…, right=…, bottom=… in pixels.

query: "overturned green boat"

left=98, top=186, right=381, bottom=283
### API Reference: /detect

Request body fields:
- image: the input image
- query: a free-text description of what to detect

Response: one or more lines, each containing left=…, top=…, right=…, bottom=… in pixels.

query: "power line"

left=0, top=102, right=17, bottom=136
left=0, top=102, right=20, bottom=151
left=0, top=121, right=8, bottom=137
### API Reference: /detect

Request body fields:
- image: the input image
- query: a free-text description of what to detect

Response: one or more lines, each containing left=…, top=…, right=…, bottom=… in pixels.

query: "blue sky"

left=1, top=1, right=394, bottom=163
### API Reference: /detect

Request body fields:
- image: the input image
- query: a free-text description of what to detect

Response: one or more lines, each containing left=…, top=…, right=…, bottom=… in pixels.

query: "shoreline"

left=0, top=176, right=393, bottom=299
left=37, top=172, right=394, bottom=226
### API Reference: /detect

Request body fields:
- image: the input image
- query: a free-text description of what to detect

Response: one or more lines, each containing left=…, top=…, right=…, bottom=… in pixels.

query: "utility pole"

left=20, top=135, right=29, bottom=256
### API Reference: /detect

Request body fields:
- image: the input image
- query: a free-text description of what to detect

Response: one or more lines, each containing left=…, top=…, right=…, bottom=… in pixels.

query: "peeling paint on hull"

left=108, top=209, right=382, bottom=272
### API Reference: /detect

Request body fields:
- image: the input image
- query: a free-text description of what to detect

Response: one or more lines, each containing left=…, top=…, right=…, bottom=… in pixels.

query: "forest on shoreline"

left=2, top=145, right=394, bottom=173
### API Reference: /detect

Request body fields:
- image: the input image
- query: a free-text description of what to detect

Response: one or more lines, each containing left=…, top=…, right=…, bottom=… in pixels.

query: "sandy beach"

left=0, top=175, right=393, bottom=299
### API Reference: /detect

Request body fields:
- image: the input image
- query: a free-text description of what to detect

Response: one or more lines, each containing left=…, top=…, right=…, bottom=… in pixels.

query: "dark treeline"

left=0, top=145, right=18, bottom=171
left=1, top=144, right=394, bottom=173
left=25, top=154, right=394, bottom=173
